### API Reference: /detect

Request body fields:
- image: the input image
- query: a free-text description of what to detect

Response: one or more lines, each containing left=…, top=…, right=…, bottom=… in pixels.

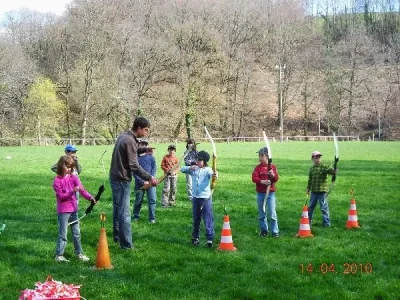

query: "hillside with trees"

left=1, top=0, right=399, bottom=144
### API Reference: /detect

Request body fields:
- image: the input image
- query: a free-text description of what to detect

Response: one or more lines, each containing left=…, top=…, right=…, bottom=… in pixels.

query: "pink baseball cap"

left=311, top=151, right=322, bottom=158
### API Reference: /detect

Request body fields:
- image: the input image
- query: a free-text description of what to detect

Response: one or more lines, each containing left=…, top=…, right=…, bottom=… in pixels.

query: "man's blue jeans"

left=55, top=212, right=82, bottom=256
left=257, top=192, right=279, bottom=234
left=133, top=187, right=156, bottom=221
left=111, top=180, right=133, bottom=249
left=308, top=192, right=330, bottom=226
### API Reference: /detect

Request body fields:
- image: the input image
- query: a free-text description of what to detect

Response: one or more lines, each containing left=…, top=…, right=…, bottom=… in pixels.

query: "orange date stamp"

left=300, top=263, right=373, bottom=274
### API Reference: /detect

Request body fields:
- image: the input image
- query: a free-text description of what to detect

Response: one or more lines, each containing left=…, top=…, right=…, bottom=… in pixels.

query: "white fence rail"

left=0, top=135, right=360, bottom=146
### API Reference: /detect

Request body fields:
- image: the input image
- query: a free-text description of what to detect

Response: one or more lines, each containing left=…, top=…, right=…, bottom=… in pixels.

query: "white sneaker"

left=77, top=253, right=90, bottom=262
left=55, top=255, right=70, bottom=262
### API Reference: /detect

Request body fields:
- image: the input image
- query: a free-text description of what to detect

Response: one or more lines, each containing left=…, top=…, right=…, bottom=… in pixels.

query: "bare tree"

left=160, top=0, right=221, bottom=138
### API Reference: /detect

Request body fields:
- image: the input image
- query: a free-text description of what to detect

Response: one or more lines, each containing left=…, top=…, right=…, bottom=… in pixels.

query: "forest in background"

left=1, top=0, right=400, bottom=144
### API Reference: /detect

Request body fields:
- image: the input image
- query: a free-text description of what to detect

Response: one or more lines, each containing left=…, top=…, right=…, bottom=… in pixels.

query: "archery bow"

left=326, top=132, right=339, bottom=198
left=262, top=130, right=272, bottom=214
left=68, top=184, right=105, bottom=226
left=99, top=150, right=107, bottom=186
left=204, top=125, right=217, bottom=194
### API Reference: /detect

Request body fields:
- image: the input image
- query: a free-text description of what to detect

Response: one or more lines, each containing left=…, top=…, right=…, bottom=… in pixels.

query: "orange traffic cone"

left=346, top=198, right=360, bottom=229
left=93, top=213, right=113, bottom=270
left=296, top=205, right=314, bottom=238
left=217, top=215, right=237, bottom=251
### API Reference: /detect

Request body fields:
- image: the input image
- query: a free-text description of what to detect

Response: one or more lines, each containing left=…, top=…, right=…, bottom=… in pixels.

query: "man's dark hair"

left=132, top=117, right=150, bottom=131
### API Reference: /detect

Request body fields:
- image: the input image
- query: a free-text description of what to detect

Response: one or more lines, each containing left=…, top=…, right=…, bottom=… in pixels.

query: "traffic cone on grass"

left=346, top=198, right=360, bottom=229
left=217, top=214, right=237, bottom=251
left=93, top=213, right=113, bottom=270
left=296, top=205, right=314, bottom=238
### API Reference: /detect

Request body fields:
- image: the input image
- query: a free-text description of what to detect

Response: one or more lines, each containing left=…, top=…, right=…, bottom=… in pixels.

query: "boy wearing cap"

left=307, top=151, right=337, bottom=227
left=51, top=144, right=82, bottom=175
left=252, top=147, right=280, bottom=238
left=180, top=150, right=217, bottom=248
left=160, top=145, right=179, bottom=207
left=132, top=139, right=157, bottom=223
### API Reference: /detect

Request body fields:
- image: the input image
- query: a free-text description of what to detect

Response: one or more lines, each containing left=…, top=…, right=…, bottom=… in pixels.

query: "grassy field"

left=0, top=141, right=399, bottom=300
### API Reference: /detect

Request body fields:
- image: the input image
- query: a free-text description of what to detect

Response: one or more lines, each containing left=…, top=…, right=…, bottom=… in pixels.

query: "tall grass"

left=0, top=141, right=399, bottom=299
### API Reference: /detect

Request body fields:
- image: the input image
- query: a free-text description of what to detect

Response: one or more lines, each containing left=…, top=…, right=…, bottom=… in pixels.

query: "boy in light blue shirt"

left=180, top=150, right=218, bottom=248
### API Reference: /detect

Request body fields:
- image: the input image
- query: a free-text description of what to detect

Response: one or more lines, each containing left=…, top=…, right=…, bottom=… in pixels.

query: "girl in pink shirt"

left=52, top=155, right=96, bottom=262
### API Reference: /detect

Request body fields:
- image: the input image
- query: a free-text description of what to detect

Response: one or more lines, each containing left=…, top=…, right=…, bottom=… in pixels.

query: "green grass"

left=0, top=141, right=399, bottom=299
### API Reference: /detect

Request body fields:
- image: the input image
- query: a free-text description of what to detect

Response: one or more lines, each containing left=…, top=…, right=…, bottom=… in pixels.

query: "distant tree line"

left=0, top=0, right=399, bottom=144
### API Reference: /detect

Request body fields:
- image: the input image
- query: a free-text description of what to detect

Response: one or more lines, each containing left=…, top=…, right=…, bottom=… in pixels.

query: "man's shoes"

left=192, top=238, right=199, bottom=246
left=323, top=223, right=331, bottom=228
left=272, top=233, right=280, bottom=238
left=206, top=241, right=213, bottom=248
left=149, top=219, right=156, bottom=224
left=260, top=230, right=268, bottom=238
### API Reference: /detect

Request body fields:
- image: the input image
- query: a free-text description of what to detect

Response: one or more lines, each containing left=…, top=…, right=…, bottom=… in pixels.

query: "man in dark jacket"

left=110, top=117, right=158, bottom=249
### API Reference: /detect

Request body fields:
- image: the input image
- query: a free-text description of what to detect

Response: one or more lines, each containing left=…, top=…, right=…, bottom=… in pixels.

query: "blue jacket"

left=133, top=153, right=156, bottom=190
left=180, top=166, right=214, bottom=198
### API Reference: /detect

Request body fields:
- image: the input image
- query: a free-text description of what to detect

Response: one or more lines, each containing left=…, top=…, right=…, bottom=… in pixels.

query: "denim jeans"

left=111, top=180, right=133, bottom=249
left=133, top=187, right=156, bottom=221
left=185, top=173, right=193, bottom=201
left=257, top=192, right=279, bottom=234
left=308, top=192, right=330, bottom=226
left=55, top=212, right=82, bottom=256
left=192, top=197, right=214, bottom=241
left=162, top=175, right=177, bottom=206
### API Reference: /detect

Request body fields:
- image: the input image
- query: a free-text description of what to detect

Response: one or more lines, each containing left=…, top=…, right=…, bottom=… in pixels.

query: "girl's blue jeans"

left=55, top=211, right=82, bottom=256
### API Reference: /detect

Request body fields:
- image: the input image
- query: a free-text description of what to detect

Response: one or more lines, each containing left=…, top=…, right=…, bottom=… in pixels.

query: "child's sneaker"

left=272, top=233, right=280, bottom=238
left=260, top=230, right=268, bottom=238
left=77, top=253, right=90, bottom=262
left=149, top=219, right=156, bottom=224
left=192, top=238, right=199, bottom=246
left=206, top=240, right=213, bottom=248
left=55, top=255, right=70, bottom=262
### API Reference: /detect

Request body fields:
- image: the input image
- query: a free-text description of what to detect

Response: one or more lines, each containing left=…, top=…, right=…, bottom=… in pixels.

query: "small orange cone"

left=346, top=198, right=360, bottom=229
left=93, top=213, right=113, bottom=270
left=296, top=205, right=314, bottom=238
left=217, top=215, right=237, bottom=251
